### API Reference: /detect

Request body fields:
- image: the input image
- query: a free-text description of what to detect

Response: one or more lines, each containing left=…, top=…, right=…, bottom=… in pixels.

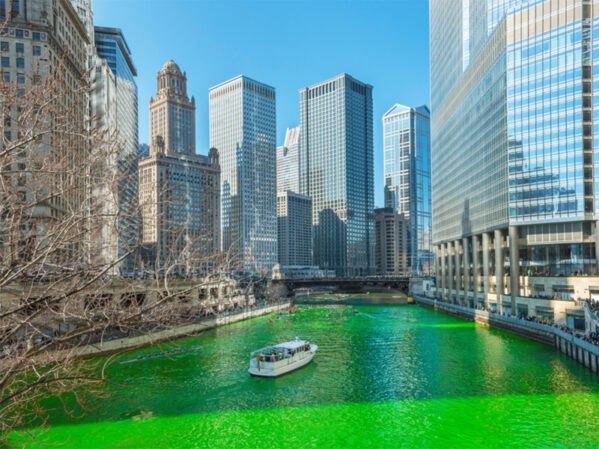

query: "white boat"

left=248, top=337, right=318, bottom=378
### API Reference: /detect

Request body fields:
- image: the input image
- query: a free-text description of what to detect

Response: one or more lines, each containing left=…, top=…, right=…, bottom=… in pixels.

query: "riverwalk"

left=76, top=301, right=292, bottom=359
left=415, top=295, right=599, bottom=374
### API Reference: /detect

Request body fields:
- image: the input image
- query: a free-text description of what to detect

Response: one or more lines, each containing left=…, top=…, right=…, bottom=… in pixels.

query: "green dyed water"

left=16, top=305, right=599, bottom=448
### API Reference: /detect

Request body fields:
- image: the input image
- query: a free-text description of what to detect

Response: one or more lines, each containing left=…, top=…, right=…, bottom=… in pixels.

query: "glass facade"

left=431, top=0, right=599, bottom=294
left=276, top=126, right=300, bottom=194
left=94, top=27, right=139, bottom=273
left=299, top=73, right=375, bottom=276
left=383, top=104, right=432, bottom=275
left=209, top=76, right=277, bottom=271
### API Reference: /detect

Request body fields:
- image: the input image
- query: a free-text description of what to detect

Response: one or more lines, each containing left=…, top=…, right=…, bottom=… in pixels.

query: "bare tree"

left=0, top=52, right=242, bottom=445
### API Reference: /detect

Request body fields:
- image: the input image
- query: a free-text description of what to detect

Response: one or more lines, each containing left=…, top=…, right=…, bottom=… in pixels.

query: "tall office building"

left=209, top=75, right=277, bottom=271
left=277, top=191, right=313, bottom=266
left=139, top=61, right=220, bottom=272
left=431, top=0, right=599, bottom=314
left=90, top=27, right=139, bottom=273
left=277, top=126, right=300, bottom=193
left=383, top=104, right=432, bottom=275
left=299, top=73, right=375, bottom=276
left=375, top=208, right=410, bottom=276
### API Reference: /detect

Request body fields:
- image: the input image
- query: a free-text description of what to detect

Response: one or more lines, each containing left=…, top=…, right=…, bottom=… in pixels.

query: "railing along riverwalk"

left=415, top=296, right=599, bottom=375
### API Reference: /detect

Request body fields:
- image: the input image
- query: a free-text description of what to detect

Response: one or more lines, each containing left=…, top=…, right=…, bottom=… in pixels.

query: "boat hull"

left=248, top=346, right=317, bottom=378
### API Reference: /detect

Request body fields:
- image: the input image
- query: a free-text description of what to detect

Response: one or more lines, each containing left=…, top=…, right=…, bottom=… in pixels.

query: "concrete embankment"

left=76, top=301, right=291, bottom=359
left=415, top=296, right=599, bottom=375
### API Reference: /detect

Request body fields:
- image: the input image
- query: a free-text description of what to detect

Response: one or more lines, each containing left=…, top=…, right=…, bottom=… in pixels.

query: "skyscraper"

left=299, top=73, right=375, bottom=276
left=277, top=126, right=300, bottom=194
left=209, top=75, right=277, bottom=271
left=139, top=61, right=220, bottom=273
left=277, top=191, right=313, bottom=266
left=383, top=104, right=432, bottom=275
left=375, top=208, right=409, bottom=276
left=431, top=0, right=599, bottom=315
left=93, top=27, right=139, bottom=273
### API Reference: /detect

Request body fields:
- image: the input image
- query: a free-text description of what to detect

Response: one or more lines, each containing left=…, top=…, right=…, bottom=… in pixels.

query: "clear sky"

left=93, top=0, right=430, bottom=207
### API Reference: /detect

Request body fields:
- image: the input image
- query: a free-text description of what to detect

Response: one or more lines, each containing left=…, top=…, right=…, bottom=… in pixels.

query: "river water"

left=21, top=303, right=599, bottom=448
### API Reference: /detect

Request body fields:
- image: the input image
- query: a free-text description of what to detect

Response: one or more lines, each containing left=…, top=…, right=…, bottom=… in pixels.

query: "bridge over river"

left=272, top=276, right=410, bottom=293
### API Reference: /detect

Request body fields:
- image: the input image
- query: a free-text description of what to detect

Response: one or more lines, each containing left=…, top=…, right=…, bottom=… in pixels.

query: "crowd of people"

left=424, top=293, right=599, bottom=349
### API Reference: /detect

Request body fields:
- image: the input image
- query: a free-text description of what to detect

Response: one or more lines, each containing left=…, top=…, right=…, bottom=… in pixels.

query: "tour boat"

left=248, top=338, right=318, bottom=378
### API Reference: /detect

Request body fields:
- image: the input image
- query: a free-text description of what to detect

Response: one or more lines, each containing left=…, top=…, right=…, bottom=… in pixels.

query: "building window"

left=10, top=0, right=18, bottom=18
left=2, top=72, right=9, bottom=82
left=0, top=41, right=7, bottom=52
left=15, top=42, right=23, bottom=53
left=16, top=57, right=23, bottom=68
left=32, top=45, right=40, bottom=56
left=15, top=29, right=23, bottom=38
left=0, top=0, right=5, bottom=18
left=32, top=32, right=40, bottom=41
left=1, top=56, right=8, bottom=67
left=17, top=73, right=24, bottom=84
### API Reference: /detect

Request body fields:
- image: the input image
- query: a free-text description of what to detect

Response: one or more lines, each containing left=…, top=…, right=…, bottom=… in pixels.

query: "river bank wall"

left=415, top=296, right=599, bottom=375
left=76, top=301, right=292, bottom=359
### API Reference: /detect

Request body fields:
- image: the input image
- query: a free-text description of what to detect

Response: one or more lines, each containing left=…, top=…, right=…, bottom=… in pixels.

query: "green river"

left=13, top=303, right=599, bottom=448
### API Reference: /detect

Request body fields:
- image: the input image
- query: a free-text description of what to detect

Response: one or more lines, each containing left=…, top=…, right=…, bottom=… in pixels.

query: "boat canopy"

left=250, top=339, right=309, bottom=356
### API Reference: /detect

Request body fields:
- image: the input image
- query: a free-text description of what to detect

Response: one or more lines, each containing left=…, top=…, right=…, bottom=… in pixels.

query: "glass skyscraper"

left=94, top=27, right=139, bottom=273
left=299, top=73, right=375, bottom=276
left=276, top=126, right=300, bottom=194
left=209, top=76, right=278, bottom=271
left=383, top=104, right=432, bottom=275
left=431, top=0, right=599, bottom=316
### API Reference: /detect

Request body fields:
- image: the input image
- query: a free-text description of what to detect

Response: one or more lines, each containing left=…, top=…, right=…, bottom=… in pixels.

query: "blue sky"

left=94, top=0, right=430, bottom=207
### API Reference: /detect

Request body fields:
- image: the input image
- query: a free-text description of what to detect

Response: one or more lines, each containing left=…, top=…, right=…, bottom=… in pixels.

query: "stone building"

left=375, top=208, right=409, bottom=276
left=139, top=61, right=220, bottom=274
left=0, top=0, right=89, bottom=255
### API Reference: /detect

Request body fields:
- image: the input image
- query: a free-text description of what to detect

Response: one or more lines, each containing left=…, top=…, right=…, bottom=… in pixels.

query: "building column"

left=494, top=229, right=504, bottom=314
left=463, top=237, right=470, bottom=299
left=447, top=242, right=454, bottom=303
left=440, top=244, right=447, bottom=300
left=435, top=245, right=442, bottom=294
left=482, top=232, right=491, bottom=308
left=509, top=226, right=520, bottom=313
left=472, top=235, right=480, bottom=299
left=454, top=240, right=462, bottom=304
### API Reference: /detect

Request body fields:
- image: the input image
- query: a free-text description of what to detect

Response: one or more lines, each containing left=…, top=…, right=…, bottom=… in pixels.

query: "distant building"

left=276, top=127, right=300, bottom=194
left=272, top=265, right=336, bottom=280
left=383, top=104, right=432, bottom=275
left=139, top=61, right=220, bottom=273
left=138, top=143, right=150, bottom=159
left=277, top=191, right=312, bottom=266
left=299, top=73, right=375, bottom=276
left=375, top=208, right=409, bottom=276
left=209, top=75, right=277, bottom=271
